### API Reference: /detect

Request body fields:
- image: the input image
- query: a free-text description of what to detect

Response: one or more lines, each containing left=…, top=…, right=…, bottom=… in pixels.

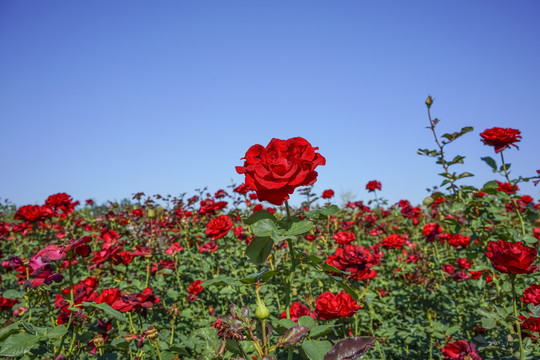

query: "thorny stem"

left=500, top=152, right=526, bottom=236
left=511, top=275, right=524, bottom=360
left=426, top=105, right=458, bottom=195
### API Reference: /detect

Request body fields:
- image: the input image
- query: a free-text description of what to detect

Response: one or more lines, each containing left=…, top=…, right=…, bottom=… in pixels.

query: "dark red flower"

left=365, top=180, right=382, bottom=192
left=521, top=284, right=540, bottom=306
left=315, top=291, right=360, bottom=320
left=381, top=234, right=406, bottom=249
left=496, top=180, right=519, bottom=194
left=422, top=223, right=442, bottom=243
left=443, top=264, right=455, bottom=274
left=45, top=193, right=79, bottom=215
left=485, top=240, right=537, bottom=274
left=280, top=301, right=316, bottom=322
left=333, top=231, right=356, bottom=245
left=214, top=189, right=227, bottom=198
left=205, top=215, right=233, bottom=240
left=326, top=244, right=382, bottom=281
left=456, top=258, right=472, bottom=269
left=233, top=183, right=250, bottom=194
left=321, top=189, right=335, bottom=199
left=0, top=296, right=19, bottom=311
left=236, top=137, right=326, bottom=205
left=199, top=199, right=228, bottom=216
left=188, top=280, right=204, bottom=295
left=199, top=241, right=218, bottom=253
left=14, top=205, right=54, bottom=222
left=442, top=340, right=481, bottom=359
left=165, top=242, right=184, bottom=256
left=520, top=315, right=540, bottom=338
left=480, top=127, right=521, bottom=153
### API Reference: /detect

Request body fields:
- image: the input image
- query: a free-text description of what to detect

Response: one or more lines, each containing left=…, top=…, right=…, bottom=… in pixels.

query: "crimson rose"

left=315, top=291, right=360, bottom=320
left=236, top=137, right=326, bottom=205
left=485, top=240, right=537, bottom=274
left=442, top=340, right=481, bottom=359
left=480, top=127, right=521, bottom=153
left=205, top=215, right=233, bottom=240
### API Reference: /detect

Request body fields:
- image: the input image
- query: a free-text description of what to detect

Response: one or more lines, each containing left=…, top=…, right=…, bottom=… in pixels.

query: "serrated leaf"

left=85, top=302, right=127, bottom=322
left=0, top=332, right=41, bottom=357
left=309, top=325, right=334, bottom=339
left=251, top=219, right=278, bottom=237
left=244, top=210, right=277, bottom=225
left=298, top=316, right=316, bottom=328
left=287, top=220, right=313, bottom=236
left=277, top=319, right=297, bottom=329
left=245, top=237, right=273, bottom=265
left=319, top=205, right=340, bottom=216
left=46, top=324, right=68, bottom=339
left=302, top=340, right=333, bottom=360
left=202, top=276, right=242, bottom=287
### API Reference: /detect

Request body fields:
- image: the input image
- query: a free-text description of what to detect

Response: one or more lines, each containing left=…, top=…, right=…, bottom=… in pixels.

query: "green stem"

left=500, top=152, right=526, bottom=236
left=510, top=275, right=524, bottom=360
left=145, top=258, right=151, bottom=288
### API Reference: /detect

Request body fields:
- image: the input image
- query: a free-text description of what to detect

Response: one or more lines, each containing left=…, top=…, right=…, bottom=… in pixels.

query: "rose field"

left=0, top=100, right=539, bottom=360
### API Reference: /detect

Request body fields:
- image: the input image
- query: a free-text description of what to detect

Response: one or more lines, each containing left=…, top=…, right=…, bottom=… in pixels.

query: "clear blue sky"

left=1, top=1, right=539, bottom=207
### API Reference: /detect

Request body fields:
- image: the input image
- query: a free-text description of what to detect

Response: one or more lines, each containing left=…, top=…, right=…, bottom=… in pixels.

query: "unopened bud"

left=146, top=326, right=159, bottom=339
left=255, top=298, right=270, bottom=320
left=425, top=96, right=433, bottom=109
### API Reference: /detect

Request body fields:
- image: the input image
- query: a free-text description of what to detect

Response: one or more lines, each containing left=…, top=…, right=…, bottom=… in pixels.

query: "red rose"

left=0, top=296, right=19, bottom=311
left=456, top=258, right=472, bottom=269
left=233, top=183, right=250, bottom=194
left=205, top=215, right=233, bottom=240
left=480, top=127, right=521, bottom=153
left=321, top=189, right=334, bottom=199
left=496, top=180, right=519, bottom=194
left=520, top=315, right=540, bottom=338
left=199, top=240, right=218, bottom=253
left=422, top=223, right=442, bottom=243
left=95, top=288, right=121, bottom=306
left=381, top=233, right=406, bottom=249
left=326, top=244, right=382, bottom=281
left=14, top=205, right=55, bottom=222
left=365, top=180, right=382, bottom=192
left=521, top=284, right=540, bottom=306
left=442, top=340, right=481, bottom=359
left=236, top=137, right=326, bottom=205
left=485, top=240, right=537, bottom=274
left=315, top=291, right=360, bottom=320
left=280, top=301, right=316, bottom=322
left=442, top=264, right=455, bottom=274
left=333, top=231, right=356, bottom=245
left=188, top=280, right=204, bottom=295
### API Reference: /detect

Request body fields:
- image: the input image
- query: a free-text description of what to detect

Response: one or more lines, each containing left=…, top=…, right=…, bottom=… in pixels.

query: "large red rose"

left=521, top=284, right=540, bottom=306
left=205, top=215, right=233, bottom=240
left=315, top=291, right=360, bottom=320
left=236, top=137, right=326, bottom=205
left=14, top=205, right=55, bottom=223
left=480, top=127, right=521, bottom=153
left=365, top=180, right=382, bottom=192
left=441, top=340, right=481, bottom=359
left=485, top=240, right=537, bottom=274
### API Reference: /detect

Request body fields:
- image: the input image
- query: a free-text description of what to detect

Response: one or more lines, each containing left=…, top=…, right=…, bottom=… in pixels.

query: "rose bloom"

left=333, top=231, right=356, bottom=245
left=326, top=244, right=382, bottom=281
left=280, top=301, right=316, bottom=323
left=442, top=264, right=455, bottom=274
left=422, top=223, right=442, bottom=243
left=521, top=284, right=540, bottom=306
left=14, top=205, right=55, bottom=223
left=199, top=241, right=218, bottom=253
left=480, top=127, right=521, bottom=153
left=441, top=340, right=482, bottom=360
left=456, top=258, right=472, bottom=269
left=0, top=296, right=19, bottom=311
left=235, top=137, right=326, bottom=205
left=321, top=189, right=334, bottom=199
left=381, top=233, right=406, bottom=249
left=233, top=183, right=250, bottom=194
left=520, top=315, right=540, bottom=338
left=495, top=180, right=519, bottom=194
left=485, top=240, right=538, bottom=274
left=205, top=215, right=233, bottom=240
left=365, top=180, right=382, bottom=192
left=188, top=280, right=204, bottom=295
left=315, top=291, right=360, bottom=320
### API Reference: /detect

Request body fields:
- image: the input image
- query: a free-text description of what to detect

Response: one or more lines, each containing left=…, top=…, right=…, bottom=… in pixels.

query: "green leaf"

left=277, top=319, right=297, bottom=329
left=319, top=205, right=340, bottom=216
left=322, top=263, right=345, bottom=274
left=46, top=324, right=68, bottom=339
left=481, top=157, right=498, bottom=172
left=85, top=302, right=127, bottom=322
left=1, top=290, right=23, bottom=299
left=336, top=281, right=359, bottom=301
left=251, top=219, right=278, bottom=237
left=309, top=325, right=334, bottom=339
left=244, top=210, right=277, bottom=225
left=287, top=219, right=313, bottom=236
left=0, top=323, right=20, bottom=341
left=301, top=340, right=333, bottom=360
left=245, top=237, right=273, bottom=265
left=298, top=316, right=316, bottom=328
left=202, top=276, right=242, bottom=287
left=0, top=332, right=41, bottom=357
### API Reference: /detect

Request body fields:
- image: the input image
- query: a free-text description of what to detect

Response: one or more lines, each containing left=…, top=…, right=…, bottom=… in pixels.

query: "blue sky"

left=1, top=1, right=539, bottom=207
